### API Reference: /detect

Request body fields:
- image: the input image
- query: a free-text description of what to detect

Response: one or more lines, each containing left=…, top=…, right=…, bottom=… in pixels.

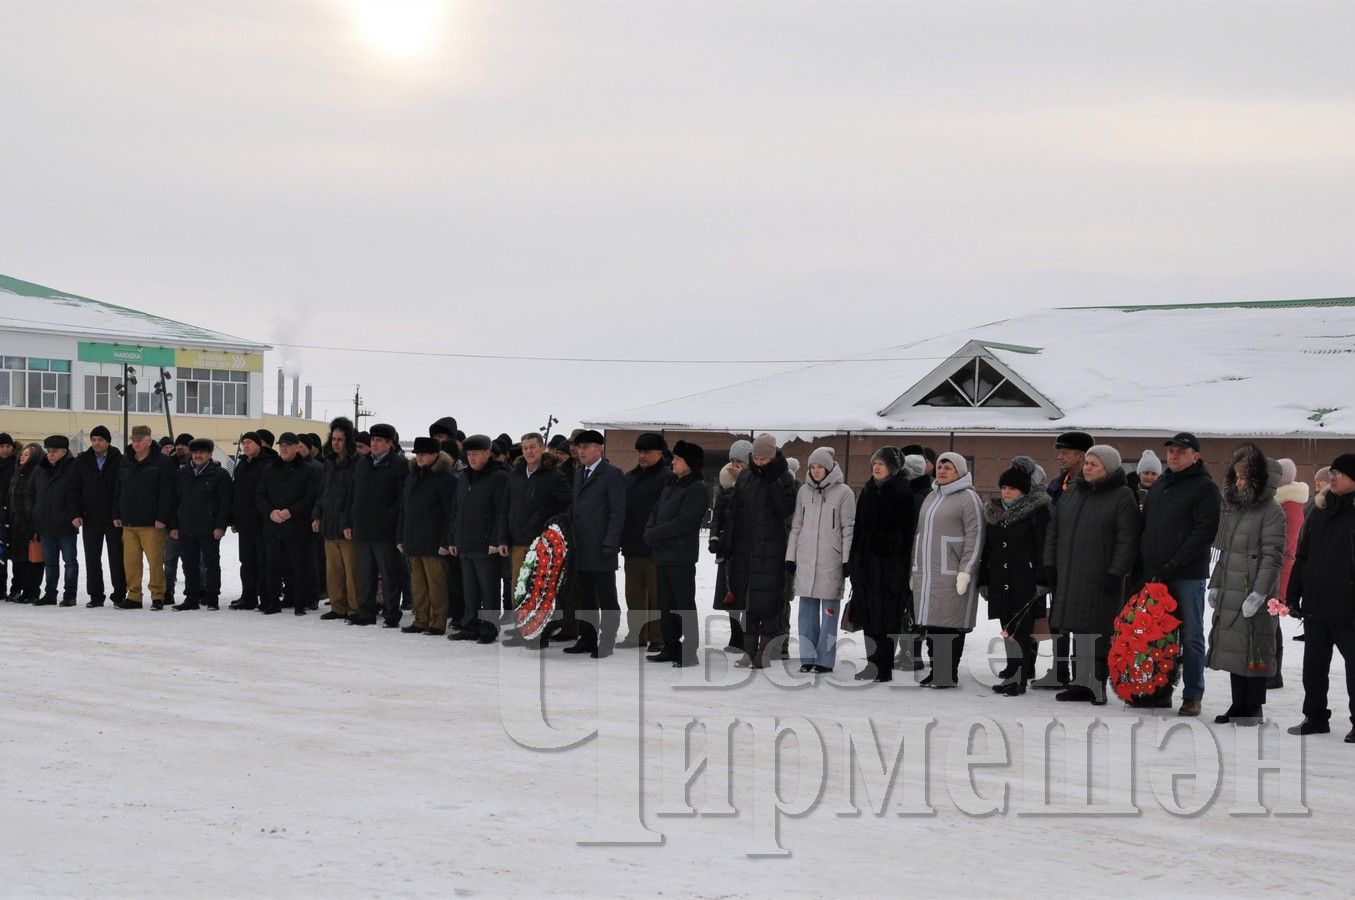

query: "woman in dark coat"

left=5, top=444, right=44, bottom=603
left=848, top=447, right=915, bottom=682
left=1043, top=444, right=1140, bottom=704
left=978, top=465, right=1051, bottom=695
left=722, top=435, right=797, bottom=668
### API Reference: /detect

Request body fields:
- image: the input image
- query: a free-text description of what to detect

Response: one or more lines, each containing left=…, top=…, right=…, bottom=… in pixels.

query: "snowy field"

left=2, top=537, right=1352, bottom=898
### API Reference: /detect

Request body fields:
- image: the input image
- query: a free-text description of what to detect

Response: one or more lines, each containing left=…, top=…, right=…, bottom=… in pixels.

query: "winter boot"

left=724, top=617, right=745, bottom=653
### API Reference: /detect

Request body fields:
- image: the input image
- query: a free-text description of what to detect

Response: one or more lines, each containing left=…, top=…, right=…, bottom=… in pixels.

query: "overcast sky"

left=4, top=0, right=1354, bottom=440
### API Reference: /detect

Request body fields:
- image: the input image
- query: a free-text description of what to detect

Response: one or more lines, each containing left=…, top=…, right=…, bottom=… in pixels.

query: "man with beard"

left=73, top=425, right=125, bottom=607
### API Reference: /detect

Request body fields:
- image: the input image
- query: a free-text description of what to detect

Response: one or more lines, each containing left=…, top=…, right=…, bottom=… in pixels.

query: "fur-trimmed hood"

left=1275, top=481, right=1309, bottom=506
left=1223, top=442, right=1277, bottom=509
left=327, top=416, right=356, bottom=461
left=984, top=488, right=1051, bottom=525
left=407, top=450, right=454, bottom=474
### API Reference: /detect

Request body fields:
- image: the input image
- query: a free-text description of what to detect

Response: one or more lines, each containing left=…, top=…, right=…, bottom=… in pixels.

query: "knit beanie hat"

left=937, top=451, right=969, bottom=477
left=1330, top=454, right=1355, bottom=481
left=807, top=446, right=836, bottom=471
left=1315, top=466, right=1331, bottom=483
left=998, top=466, right=1032, bottom=494
left=750, top=433, right=777, bottom=459
left=1009, top=454, right=1047, bottom=489
left=902, top=453, right=926, bottom=480
left=786, top=457, right=801, bottom=477
left=1087, top=444, right=1122, bottom=474
left=728, top=439, right=753, bottom=465
left=871, top=446, right=901, bottom=475
left=1278, top=458, right=1297, bottom=486
left=1136, top=450, right=1163, bottom=476
left=89, top=425, right=112, bottom=442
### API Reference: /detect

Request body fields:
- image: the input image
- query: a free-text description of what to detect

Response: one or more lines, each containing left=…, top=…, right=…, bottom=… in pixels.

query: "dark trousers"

left=657, top=563, right=698, bottom=660
left=924, top=626, right=968, bottom=687
left=238, top=528, right=265, bottom=605
left=1042, top=632, right=1073, bottom=685
left=1301, top=619, right=1355, bottom=726
left=82, top=524, right=126, bottom=602
left=445, top=555, right=465, bottom=624
left=313, top=532, right=327, bottom=598
left=575, top=569, right=621, bottom=651
left=0, top=555, right=7, bottom=596
left=356, top=539, right=402, bottom=623
left=13, top=558, right=42, bottom=599
left=41, top=533, right=79, bottom=598
left=163, top=535, right=181, bottom=601
left=1000, top=611, right=1037, bottom=684
left=1069, top=631, right=1110, bottom=688
left=1229, top=673, right=1268, bottom=716
left=179, top=534, right=222, bottom=602
left=264, top=536, right=314, bottom=612
left=459, top=555, right=500, bottom=630
left=866, top=630, right=896, bottom=677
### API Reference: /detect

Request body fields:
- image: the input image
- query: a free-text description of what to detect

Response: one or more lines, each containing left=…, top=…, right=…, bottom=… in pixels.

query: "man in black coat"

left=229, top=432, right=273, bottom=610
left=256, top=433, right=319, bottom=616
left=29, top=435, right=82, bottom=605
left=114, top=425, right=176, bottom=609
left=1139, top=432, right=1222, bottom=716
left=0, top=433, right=16, bottom=598
left=314, top=417, right=360, bottom=620
left=1287, top=454, right=1355, bottom=739
left=721, top=433, right=798, bottom=667
left=350, top=423, right=407, bottom=627
left=162, top=432, right=194, bottom=605
left=398, top=437, right=457, bottom=635
left=1032, top=430, right=1094, bottom=689
left=450, top=434, right=509, bottom=643
left=73, top=425, right=126, bottom=607
left=169, top=438, right=232, bottom=611
left=564, top=430, right=626, bottom=657
left=643, top=441, right=709, bottom=666
left=619, top=432, right=672, bottom=650
left=504, top=433, right=571, bottom=641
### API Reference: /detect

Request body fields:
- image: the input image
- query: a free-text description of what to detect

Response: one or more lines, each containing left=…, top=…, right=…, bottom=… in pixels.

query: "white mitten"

left=1207, top=588, right=1219, bottom=609
left=956, top=572, right=971, bottom=595
left=1241, top=591, right=1265, bottom=618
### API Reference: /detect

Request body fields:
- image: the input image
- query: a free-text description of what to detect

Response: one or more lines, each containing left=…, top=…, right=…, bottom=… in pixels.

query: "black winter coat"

left=230, top=449, right=274, bottom=532
left=722, top=453, right=798, bottom=614
left=73, top=447, right=122, bottom=528
left=400, top=452, right=457, bottom=556
left=1139, top=460, right=1222, bottom=582
left=29, top=453, right=81, bottom=537
left=979, top=492, right=1051, bottom=621
left=256, top=456, right=319, bottom=539
left=6, top=455, right=40, bottom=544
left=0, top=453, right=14, bottom=518
left=314, top=454, right=357, bottom=540
left=848, top=472, right=916, bottom=634
left=1044, top=469, right=1140, bottom=636
left=570, top=459, right=627, bottom=572
left=908, top=473, right=932, bottom=527
left=115, top=451, right=176, bottom=528
left=1287, top=489, right=1355, bottom=624
left=172, top=460, right=233, bottom=538
left=506, top=457, right=572, bottom=546
left=453, top=459, right=508, bottom=558
left=622, top=461, right=672, bottom=557
left=351, top=450, right=407, bottom=542
left=644, top=472, right=709, bottom=566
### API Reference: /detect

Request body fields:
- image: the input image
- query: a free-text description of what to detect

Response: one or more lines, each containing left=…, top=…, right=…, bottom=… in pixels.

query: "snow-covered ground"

left=2, top=537, right=1351, bottom=897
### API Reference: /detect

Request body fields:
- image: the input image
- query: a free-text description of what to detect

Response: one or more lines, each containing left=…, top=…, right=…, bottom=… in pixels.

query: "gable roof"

left=0, top=273, right=267, bottom=351
left=587, top=298, right=1355, bottom=439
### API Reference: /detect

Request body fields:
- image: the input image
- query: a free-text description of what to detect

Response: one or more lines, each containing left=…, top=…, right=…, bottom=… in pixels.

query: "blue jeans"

left=1168, top=578, right=1206, bottom=701
left=41, top=533, right=79, bottom=599
left=797, top=597, right=840, bottom=668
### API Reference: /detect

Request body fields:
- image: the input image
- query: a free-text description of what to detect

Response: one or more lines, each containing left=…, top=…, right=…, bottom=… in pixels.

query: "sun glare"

left=347, top=0, right=447, bottom=59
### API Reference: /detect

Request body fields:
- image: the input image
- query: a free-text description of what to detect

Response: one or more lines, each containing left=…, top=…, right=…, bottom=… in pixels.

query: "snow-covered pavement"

left=1, top=539, right=1350, bottom=897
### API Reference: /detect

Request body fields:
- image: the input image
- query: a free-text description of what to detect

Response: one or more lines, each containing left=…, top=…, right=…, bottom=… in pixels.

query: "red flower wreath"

left=514, top=524, right=570, bottom=640
left=1108, top=581, right=1183, bottom=702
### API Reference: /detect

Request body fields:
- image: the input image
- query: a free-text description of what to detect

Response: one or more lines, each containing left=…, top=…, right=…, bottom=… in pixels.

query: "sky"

left=3, top=0, right=1355, bottom=440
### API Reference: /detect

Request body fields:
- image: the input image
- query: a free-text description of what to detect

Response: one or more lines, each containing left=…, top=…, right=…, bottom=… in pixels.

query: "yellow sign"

left=175, top=349, right=263, bottom=372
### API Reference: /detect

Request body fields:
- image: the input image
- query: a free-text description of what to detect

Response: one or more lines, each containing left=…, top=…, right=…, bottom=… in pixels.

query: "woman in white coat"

left=911, top=451, right=984, bottom=688
left=787, top=447, right=855, bottom=673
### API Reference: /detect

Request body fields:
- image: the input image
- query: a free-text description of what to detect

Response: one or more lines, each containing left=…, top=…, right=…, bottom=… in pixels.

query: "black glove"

left=708, top=538, right=719, bottom=556
left=785, top=560, right=796, bottom=577
left=842, top=558, right=855, bottom=580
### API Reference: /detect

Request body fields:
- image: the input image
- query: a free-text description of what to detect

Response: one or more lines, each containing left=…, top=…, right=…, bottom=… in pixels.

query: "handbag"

left=840, top=595, right=861, bottom=633
left=28, top=536, right=44, bottom=564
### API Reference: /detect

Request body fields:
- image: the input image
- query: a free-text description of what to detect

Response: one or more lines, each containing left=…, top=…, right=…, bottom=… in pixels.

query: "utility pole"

left=116, top=365, right=138, bottom=448
left=353, top=384, right=374, bottom=429
left=539, top=413, right=558, bottom=441
left=154, top=367, right=174, bottom=439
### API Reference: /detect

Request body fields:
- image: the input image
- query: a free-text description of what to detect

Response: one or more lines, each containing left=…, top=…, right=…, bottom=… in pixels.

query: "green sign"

left=77, top=342, right=177, bottom=367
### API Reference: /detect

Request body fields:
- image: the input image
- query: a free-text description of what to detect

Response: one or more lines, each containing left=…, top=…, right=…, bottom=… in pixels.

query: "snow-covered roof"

left=587, top=298, right=1355, bottom=439
left=0, top=273, right=268, bottom=351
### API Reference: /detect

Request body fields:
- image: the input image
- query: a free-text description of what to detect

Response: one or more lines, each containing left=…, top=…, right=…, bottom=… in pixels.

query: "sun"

left=346, top=0, right=447, bottom=59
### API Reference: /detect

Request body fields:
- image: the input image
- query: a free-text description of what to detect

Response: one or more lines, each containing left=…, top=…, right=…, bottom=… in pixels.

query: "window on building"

left=175, top=367, right=249, bottom=417
left=84, top=374, right=124, bottom=412
left=914, top=357, right=1039, bottom=409
left=0, top=357, right=72, bottom=409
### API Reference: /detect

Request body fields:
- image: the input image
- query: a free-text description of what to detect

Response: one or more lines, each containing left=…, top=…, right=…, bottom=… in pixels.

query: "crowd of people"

left=1, top=420, right=1353, bottom=740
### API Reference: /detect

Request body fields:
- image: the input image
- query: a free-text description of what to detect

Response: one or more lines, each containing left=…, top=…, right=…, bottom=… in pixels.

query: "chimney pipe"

left=276, top=368, right=284, bottom=416
left=291, top=375, right=300, bottom=417
left=305, top=384, right=313, bottom=420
